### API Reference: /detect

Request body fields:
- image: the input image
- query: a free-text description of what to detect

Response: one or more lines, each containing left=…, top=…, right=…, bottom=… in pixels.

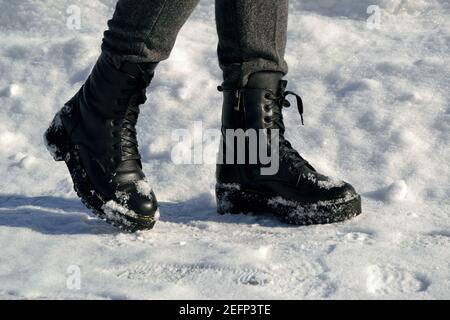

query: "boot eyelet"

left=263, top=105, right=271, bottom=112
left=264, top=93, right=271, bottom=99
left=263, top=116, right=272, bottom=124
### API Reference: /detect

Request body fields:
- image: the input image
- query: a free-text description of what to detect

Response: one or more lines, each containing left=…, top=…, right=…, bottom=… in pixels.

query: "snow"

left=0, top=0, right=449, bottom=299
left=135, top=180, right=153, bottom=197
left=371, top=180, right=409, bottom=203
left=102, top=200, right=137, bottom=224
left=317, top=176, right=346, bottom=189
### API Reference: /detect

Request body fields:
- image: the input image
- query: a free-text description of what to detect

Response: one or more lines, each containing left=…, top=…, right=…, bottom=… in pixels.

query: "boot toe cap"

left=329, top=181, right=359, bottom=201
left=116, top=182, right=159, bottom=218
left=129, top=195, right=159, bottom=218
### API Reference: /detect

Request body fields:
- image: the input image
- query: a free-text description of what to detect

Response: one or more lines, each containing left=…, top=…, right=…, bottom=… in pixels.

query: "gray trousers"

left=102, top=0, right=289, bottom=88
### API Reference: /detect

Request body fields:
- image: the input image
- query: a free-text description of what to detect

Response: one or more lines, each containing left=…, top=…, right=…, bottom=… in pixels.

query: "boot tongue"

left=246, top=72, right=284, bottom=94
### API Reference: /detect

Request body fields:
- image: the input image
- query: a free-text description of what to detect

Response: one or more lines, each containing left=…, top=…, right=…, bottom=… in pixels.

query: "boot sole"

left=216, top=183, right=362, bottom=225
left=43, top=107, right=158, bottom=232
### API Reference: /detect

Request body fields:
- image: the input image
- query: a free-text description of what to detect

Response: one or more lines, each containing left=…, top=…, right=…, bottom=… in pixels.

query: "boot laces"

left=113, top=69, right=153, bottom=163
left=264, top=80, right=310, bottom=172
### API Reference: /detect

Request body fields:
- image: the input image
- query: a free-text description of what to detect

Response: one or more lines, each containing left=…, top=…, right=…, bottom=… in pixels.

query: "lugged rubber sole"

left=44, top=108, right=157, bottom=232
left=216, top=183, right=362, bottom=225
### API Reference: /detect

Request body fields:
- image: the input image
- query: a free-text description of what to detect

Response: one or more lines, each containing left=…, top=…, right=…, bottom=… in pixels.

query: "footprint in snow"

left=366, top=265, right=429, bottom=295
left=344, top=232, right=373, bottom=243
left=115, top=262, right=272, bottom=286
left=237, top=270, right=272, bottom=286
left=413, top=230, right=450, bottom=248
left=341, top=228, right=376, bottom=244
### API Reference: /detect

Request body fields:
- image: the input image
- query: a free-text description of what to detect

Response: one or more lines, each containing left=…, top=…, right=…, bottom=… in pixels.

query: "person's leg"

left=102, top=0, right=200, bottom=65
left=45, top=0, right=200, bottom=231
left=215, top=0, right=289, bottom=88
left=215, top=1, right=362, bottom=225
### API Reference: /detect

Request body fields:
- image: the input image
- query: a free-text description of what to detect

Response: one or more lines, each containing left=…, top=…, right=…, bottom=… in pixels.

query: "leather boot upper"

left=61, top=54, right=158, bottom=216
left=217, top=72, right=358, bottom=204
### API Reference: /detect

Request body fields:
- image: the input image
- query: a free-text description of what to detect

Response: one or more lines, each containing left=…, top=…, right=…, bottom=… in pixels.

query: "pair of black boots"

left=44, top=55, right=361, bottom=232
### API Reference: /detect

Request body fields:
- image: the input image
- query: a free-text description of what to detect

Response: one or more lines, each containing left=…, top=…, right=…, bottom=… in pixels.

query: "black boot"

left=216, top=72, right=362, bottom=225
left=44, top=54, right=159, bottom=231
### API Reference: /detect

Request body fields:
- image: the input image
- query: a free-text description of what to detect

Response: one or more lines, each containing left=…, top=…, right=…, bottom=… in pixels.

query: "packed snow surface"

left=0, top=0, right=449, bottom=299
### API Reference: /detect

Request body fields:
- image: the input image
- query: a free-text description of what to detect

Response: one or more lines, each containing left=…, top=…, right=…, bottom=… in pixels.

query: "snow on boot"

left=216, top=72, right=362, bottom=225
left=44, top=54, right=159, bottom=232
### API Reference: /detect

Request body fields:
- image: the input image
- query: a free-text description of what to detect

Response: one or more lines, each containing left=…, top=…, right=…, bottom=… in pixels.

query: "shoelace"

left=113, top=69, right=153, bottom=162
left=264, top=80, right=309, bottom=172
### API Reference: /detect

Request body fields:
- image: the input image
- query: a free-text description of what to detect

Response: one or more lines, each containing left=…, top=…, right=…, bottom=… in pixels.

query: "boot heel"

left=216, top=183, right=268, bottom=215
left=43, top=111, right=70, bottom=162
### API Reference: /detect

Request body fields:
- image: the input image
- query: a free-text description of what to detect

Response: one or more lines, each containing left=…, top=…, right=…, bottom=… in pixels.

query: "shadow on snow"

left=0, top=193, right=290, bottom=236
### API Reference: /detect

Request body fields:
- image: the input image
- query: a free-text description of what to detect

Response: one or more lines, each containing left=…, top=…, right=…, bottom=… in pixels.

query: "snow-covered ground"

left=0, top=0, right=449, bottom=299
